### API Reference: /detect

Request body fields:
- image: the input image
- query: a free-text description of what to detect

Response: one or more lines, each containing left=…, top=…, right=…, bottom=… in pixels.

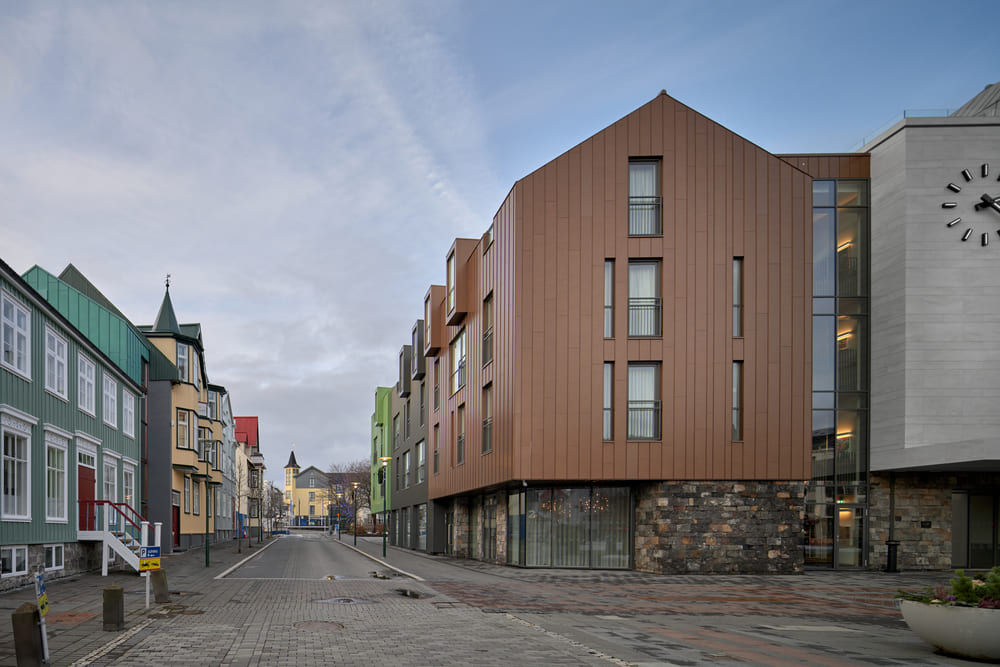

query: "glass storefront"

left=509, top=486, right=630, bottom=569
left=808, top=179, right=870, bottom=568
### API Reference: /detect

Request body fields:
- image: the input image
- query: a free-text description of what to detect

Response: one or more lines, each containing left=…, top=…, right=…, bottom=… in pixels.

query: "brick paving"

left=0, top=533, right=979, bottom=666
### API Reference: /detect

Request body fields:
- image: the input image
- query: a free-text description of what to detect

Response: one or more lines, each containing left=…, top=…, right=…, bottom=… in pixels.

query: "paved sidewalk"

left=0, top=533, right=977, bottom=666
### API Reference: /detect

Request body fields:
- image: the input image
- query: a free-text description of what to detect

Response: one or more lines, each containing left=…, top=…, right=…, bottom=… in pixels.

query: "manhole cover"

left=314, top=597, right=365, bottom=605
left=295, top=621, right=344, bottom=631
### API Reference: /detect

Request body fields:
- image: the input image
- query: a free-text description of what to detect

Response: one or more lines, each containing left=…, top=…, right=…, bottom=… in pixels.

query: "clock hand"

left=976, top=193, right=1000, bottom=213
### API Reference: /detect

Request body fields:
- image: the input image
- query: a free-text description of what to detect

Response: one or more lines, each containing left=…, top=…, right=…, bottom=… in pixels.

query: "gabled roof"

left=952, top=81, right=1000, bottom=118
left=234, top=416, right=259, bottom=449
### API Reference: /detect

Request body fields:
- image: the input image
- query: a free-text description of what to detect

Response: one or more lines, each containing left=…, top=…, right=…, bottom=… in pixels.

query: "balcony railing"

left=628, top=297, right=662, bottom=337
left=628, top=196, right=662, bottom=235
left=482, top=417, right=492, bottom=454
left=482, top=328, right=493, bottom=365
left=627, top=400, right=662, bottom=440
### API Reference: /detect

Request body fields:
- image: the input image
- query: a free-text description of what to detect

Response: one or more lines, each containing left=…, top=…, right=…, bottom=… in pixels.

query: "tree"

left=327, top=458, right=372, bottom=532
left=234, top=458, right=251, bottom=552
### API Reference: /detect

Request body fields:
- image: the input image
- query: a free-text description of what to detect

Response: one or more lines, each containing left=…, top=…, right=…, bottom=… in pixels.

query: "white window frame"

left=1, top=290, right=30, bottom=379
left=78, top=354, right=96, bottom=415
left=1, top=405, right=36, bottom=521
left=44, top=544, right=64, bottom=571
left=450, top=329, right=466, bottom=394
left=1, top=545, right=28, bottom=577
left=44, top=426, right=70, bottom=523
left=193, top=479, right=200, bottom=515
left=122, top=390, right=135, bottom=438
left=102, top=374, right=118, bottom=428
left=45, top=326, right=68, bottom=399
left=184, top=477, right=191, bottom=513
left=177, top=410, right=190, bottom=449
left=177, top=342, right=188, bottom=382
left=123, top=461, right=136, bottom=510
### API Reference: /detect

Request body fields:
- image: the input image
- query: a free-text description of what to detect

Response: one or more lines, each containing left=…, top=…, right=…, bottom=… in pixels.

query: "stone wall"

left=635, top=481, right=806, bottom=574
left=869, top=472, right=1000, bottom=571
left=451, top=498, right=470, bottom=558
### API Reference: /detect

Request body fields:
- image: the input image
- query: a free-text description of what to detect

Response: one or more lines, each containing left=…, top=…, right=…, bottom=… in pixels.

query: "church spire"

left=152, top=275, right=181, bottom=334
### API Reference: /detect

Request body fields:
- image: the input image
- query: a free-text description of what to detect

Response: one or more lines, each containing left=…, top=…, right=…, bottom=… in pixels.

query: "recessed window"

left=456, top=404, right=466, bottom=465
left=482, top=384, right=493, bottom=454
left=450, top=329, right=466, bottom=394
left=628, top=159, right=662, bottom=235
left=1, top=545, right=28, bottom=577
left=193, top=480, right=200, bottom=515
left=416, top=440, right=426, bottom=483
left=123, top=391, right=136, bottom=439
left=447, top=253, right=457, bottom=312
left=403, top=450, right=411, bottom=488
left=603, top=362, right=613, bottom=440
left=604, top=260, right=614, bottom=338
left=103, top=375, right=118, bottom=428
left=433, top=425, right=439, bottom=474
left=627, top=363, right=661, bottom=440
left=1, top=291, right=30, bottom=379
left=46, top=438, right=67, bottom=522
left=78, top=354, right=96, bottom=415
left=44, top=544, right=64, bottom=571
left=45, top=327, right=68, bottom=398
left=733, top=258, right=744, bottom=337
left=482, top=294, right=494, bottom=366
left=732, top=361, right=743, bottom=441
left=628, top=261, right=661, bottom=337
left=2, top=426, right=31, bottom=520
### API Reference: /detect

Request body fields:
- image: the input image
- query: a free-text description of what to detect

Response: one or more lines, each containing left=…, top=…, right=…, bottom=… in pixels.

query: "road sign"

left=35, top=573, right=49, bottom=617
left=140, top=558, right=161, bottom=571
left=139, top=546, right=161, bottom=559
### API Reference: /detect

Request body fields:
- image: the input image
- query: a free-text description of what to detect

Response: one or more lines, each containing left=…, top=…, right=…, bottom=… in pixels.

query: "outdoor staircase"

left=79, top=501, right=162, bottom=576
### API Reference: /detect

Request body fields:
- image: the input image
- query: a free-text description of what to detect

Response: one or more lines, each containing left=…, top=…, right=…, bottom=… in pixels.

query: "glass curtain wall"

left=806, top=179, right=870, bottom=568
left=519, top=487, right=630, bottom=568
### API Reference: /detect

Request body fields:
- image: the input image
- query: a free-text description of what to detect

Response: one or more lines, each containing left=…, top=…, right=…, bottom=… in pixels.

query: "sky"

left=1, top=0, right=996, bottom=486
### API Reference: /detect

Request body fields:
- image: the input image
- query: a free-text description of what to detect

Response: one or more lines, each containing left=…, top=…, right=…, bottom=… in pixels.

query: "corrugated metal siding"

left=1, top=271, right=142, bottom=547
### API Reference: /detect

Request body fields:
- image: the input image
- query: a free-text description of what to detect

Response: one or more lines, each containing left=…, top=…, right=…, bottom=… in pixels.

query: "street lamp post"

left=379, top=457, right=391, bottom=558
left=352, top=481, right=360, bottom=546
left=198, top=439, right=212, bottom=568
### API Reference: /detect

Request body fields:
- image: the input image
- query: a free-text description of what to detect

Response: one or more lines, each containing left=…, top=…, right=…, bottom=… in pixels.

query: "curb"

left=332, top=538, right=425, bottom=582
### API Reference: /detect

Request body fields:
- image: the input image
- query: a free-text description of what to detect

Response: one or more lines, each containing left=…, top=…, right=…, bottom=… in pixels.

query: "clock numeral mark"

left=983, top=163, right=990, bottom=178
left=943, top=202, right=957, bottom=208
left=948, top=182, right=962, bottom=193
left=983, top=233, right=989, bottom=247
left=962, top=169, right=974, bottom=182
left=962, top=228, right=973, bottom=241
left=947, top=217, right=961, bottom=227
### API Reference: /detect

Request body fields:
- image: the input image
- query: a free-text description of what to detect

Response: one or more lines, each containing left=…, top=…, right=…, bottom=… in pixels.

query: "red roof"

left=234, top=416, right=259, bottom=449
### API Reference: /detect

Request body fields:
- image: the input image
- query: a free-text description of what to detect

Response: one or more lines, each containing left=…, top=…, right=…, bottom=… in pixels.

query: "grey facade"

left=388, top=320, right=446, bottom=554
left=865, top=84, right=1000, bottom=569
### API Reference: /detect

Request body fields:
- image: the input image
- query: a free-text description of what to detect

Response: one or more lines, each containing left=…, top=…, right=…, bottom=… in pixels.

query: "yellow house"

left=284, top=452, right=345, bottom=527
left=139, top=285, right=220, bottom=550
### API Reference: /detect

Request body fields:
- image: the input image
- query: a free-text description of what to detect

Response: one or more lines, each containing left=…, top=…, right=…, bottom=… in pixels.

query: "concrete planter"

left=900, top=599, right=1000, bottom=661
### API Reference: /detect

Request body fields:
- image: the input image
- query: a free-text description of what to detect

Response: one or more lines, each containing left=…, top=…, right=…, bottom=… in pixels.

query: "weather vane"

left=165, top=274, right=171, bottom=289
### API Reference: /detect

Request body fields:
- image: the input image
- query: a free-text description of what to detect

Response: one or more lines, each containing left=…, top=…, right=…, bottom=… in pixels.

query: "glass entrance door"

left=969, top=494, right=998, bottom=568
left=805, top=503, right=866, bottom=568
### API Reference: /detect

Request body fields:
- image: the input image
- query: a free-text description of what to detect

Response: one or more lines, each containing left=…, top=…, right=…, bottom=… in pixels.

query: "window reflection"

left=813, top=209, right=836, bottom=296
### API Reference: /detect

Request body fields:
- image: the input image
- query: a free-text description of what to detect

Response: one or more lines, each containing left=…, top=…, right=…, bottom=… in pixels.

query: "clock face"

left=943, top=162, right=1000, bottom=246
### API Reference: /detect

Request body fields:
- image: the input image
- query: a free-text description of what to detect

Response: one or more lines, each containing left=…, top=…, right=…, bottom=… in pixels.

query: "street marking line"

left=333, top=540, right=425, bottom=582
left=215, top=537, right=279, bottom=579
left=506, top=613, right=630, bottom=666
left=68, top=618, right=152, bottom=666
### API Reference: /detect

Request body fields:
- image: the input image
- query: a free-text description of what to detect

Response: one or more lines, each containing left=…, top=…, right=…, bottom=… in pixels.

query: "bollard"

left=151, top=569, right=170, bottom=603
left=11, top=602, right=44, bottom=666
left=885, top=540, right=900, bottom=573
left=103, top=584, right=124, bottom=631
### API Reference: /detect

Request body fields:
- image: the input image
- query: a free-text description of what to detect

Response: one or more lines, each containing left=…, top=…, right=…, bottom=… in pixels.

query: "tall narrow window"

left=416, top=440, right=426, bottom=483
left=176, top=343, right=188, bottom=382
left=628, top=159, right=661, bottom=235
left=177, top=410, right=190, bottom=449
left=2, top=429, right=30, bottom=519
left=604, top=260, right=614, bottom=338
left=447, top=253, right=457, bottom=312
left=1, top=291, right=30, bottom=378
left=123, top=391, right=135, bottom=438
left=457, top=405, right=465, bottom=465
left=482, top=294, right=494, bottom=365
left=482, top=384, right=493, bottom=454
left=184, top=477, right=191, bottom=513
left=603, top=362, right=613, bottom=440
left=732, top=361, right=743, bottom=441
left=627, top=363, right=661, bottom=440
left=45, top=327, right=67, bottom=398
left=450, top=330, right=466, bottom=394
left=628, top=261, right=661, bottom=337
left=433, top=425, right=439, bottom=474
left=424, top=296, right=432, bottom=345
left=103, top=375, right=118, bottom=428
left=733, top=257, right=744, bottom=337
left=45, top=438, right=67, bottom=521
left=433, top=359, right=440, bottom=410
left=419, top=384, right=425, bottom=426
left=123, top=465, right=135, bottom=510
left=78, top=354, right=95, bottom=414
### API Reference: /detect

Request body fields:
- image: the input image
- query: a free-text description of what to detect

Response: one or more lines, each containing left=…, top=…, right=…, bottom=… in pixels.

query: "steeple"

left=286, top=449, right=299, bottom=470
left=152, top=275, right=181, bottom=334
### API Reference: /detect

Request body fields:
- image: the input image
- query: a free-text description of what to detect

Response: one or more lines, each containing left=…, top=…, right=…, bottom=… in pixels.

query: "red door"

left=173, top=505, right=181, bottom=547
left=78, top=466, right=96, bottom=529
